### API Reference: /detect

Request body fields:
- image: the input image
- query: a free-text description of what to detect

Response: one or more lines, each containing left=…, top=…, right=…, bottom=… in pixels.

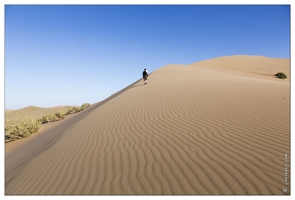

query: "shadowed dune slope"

left=5, top=58, right=290, bottom=195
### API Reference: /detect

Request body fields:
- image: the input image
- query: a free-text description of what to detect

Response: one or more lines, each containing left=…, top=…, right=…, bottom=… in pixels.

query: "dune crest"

left=190, top=55, right=289, bottom=80
left=5, top=56, right=290, bottom=195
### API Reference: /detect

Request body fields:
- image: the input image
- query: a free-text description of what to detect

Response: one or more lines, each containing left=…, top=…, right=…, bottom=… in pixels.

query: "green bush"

left=275, top=72, right=287, bottom=79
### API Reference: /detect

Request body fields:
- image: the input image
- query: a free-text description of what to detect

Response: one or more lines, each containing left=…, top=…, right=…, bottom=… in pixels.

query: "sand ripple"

left=6, top=62, right=290, bottom=195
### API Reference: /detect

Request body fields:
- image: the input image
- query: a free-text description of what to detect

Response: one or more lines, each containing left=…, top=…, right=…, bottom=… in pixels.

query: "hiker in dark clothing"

left=142, top=68, right=148, bottom=85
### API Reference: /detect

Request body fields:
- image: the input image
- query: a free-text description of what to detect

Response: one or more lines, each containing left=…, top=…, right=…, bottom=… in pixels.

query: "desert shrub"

left=5, top=103, right=91, bottom=142
left=22, top=119, right=42, bottom=136
left=66, top=110, right=73, bottom=115
left=67, top=106, right=80, bottom=114
left=5, top=127, right=17, bottom=142
left=41, top=114, right=56, bottom=123
left=41, top=115, right=51, bottom=123
left=5, top=118, right=42, bottom=142
left=66, top=103, right=91, bottom=114
left=275, top=72, right=287, bottom=79
left=41, top=112, right=66, bottom=123
left=54, top=111, right=66, bottom=120
left=80, top=103, right=90, bottom=111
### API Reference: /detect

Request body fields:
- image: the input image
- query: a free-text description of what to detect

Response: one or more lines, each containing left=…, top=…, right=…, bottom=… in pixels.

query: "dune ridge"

left=190, top=55, right=290, bottom=80
left=5, top=56, right=290, bottom=195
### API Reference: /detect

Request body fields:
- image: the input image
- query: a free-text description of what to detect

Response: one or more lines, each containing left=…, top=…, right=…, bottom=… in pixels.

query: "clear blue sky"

left=4, top=5, right=290, bottom=109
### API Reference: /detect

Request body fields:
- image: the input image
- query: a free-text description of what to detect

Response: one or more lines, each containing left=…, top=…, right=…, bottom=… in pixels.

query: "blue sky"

left=4, top=4, right=290, bottom=109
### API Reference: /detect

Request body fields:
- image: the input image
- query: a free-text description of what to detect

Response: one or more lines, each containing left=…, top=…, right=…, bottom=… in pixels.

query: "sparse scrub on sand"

left=275, top=72, right=287, bottom=79
left=41, top=114, right=56, bottom=123
left=67, top=106, right=81, bottom=114
left=80, top=103, right=91, bottom=111
left=5, top=106, right=72, bottom=129
left=55, top=111, right=66, bottom=119
left=41, top=111, right=66, bottom=124
left=5, top=118, right=42, bottom=142
left=53, top=111, right=66, bottom=121
left=5, top=103, right=91, bottom=143
left=66, top=103, right=90, bottom=114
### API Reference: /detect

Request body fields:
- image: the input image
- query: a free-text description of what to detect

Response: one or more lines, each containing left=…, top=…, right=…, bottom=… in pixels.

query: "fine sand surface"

left=191, top=55, right=290, bottom=81
left=5, top=55, right=290, bottom=195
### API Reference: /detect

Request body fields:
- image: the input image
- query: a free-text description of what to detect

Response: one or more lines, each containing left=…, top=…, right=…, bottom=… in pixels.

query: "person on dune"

left=142, top=68, right=148, bottom=85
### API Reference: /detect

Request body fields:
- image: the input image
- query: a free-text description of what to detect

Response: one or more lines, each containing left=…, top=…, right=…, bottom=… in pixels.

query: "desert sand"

left=5, top=55, right=290, bottom=195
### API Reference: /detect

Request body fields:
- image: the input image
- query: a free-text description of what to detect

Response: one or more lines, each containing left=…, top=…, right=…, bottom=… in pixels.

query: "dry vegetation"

left=5, top=103, right=91, bottom=143
left=275, top=72, right=287, bottom=79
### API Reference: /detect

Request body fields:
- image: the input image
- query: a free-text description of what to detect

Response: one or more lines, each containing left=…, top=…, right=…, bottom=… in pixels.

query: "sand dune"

left=191, top=55, right=290, bottom=80
left=5, top=55, right=290, bottom=195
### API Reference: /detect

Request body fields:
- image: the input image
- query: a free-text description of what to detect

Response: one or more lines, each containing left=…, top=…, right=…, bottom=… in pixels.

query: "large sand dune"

left=191, top=55, right=290, bottom=80
left=5, top=55, right=290, bottom=195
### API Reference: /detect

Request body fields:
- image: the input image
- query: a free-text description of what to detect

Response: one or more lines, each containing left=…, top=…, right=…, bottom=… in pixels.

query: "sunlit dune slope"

left=5, top=56, right=290, bottom=195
